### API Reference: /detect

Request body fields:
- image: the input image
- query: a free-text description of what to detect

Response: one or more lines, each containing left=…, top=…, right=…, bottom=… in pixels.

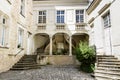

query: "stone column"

left=69, top=36, right=72, bottom=56
left=50, top=36, right=52, bottom=55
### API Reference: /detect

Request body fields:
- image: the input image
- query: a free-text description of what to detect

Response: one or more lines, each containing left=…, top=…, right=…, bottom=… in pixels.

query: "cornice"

left=88, top=17, right=95, bottom=24
left=87, top=0, right=102, bottom=15
left=98, top=3, right=111, bottom=15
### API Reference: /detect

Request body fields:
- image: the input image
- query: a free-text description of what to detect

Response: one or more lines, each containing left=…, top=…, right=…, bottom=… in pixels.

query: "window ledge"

left=37, top=23, right=46, bottom=26
left=76, top=23, right=87, bottom=26
left=55, top=23, right=66, bottom=25
left=0, top=46, right=9, bottom=49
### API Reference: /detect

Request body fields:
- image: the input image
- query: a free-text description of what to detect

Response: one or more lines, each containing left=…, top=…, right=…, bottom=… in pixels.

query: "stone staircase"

left=10, top=55, right=41, bottom=70
left=95, top=55, right=120, bottom=80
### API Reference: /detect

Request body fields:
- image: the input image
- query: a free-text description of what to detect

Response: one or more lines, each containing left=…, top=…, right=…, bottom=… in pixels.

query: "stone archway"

left=72, top=33, right=89, bottom=55
left=34, top=33, right=50, bottom=55
left=52, top=33, right=70, bottom=55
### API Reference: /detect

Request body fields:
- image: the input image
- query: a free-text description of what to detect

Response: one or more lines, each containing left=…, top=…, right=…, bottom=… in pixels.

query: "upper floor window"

left=20, top=0, right=25, bottom=16
left=56, top=10, right=65, bottom=23
left=0, top=16, right=9, bottom=47
left=38, top=11, right=46, bottom=23
left=76, top=10, right=84, bottom=23
left=103, top=12, right=111, bottom=28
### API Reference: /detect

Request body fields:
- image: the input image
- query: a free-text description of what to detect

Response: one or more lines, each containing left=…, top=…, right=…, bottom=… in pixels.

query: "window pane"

left=38, top=16, right=42, bottom=23
left=61, top=11, right=64, bottom=14
left=76, top=10, right=79, bottom=14
left=57, top=11, right=60, bottom=15
left=80, top=10, right=84, bottom=14
left=76, top=15, right=79, bottom=23
left=57, top=16, right=60, bottom=23
left=43, top=16, right=46, bottom=23
left=61, top=16, right=64, bottom=23
left=39, top=11, right=42, bottom=15
left=43, top=11, right=46, bottom=15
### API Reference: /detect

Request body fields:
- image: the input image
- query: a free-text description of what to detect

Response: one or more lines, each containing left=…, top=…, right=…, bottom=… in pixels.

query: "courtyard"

left=0, top=65, right=95, bottom=80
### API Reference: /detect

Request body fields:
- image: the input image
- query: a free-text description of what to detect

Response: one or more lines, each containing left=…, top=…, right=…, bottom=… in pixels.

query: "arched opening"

left=34, top=33, right=50, bottom=55
left=72, top=33, right=89, bottom=55
left=52, top=33, right=70, bottom=55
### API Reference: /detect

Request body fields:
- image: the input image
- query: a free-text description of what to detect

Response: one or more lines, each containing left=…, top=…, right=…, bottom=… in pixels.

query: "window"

left=20, top=0, right=25, bottom=16
left=57, top=10, right=65, bottom=23
left=38, top=11, right=46, bottom=23
left=18, top=28, right=24, bottom=48
left=0, top=16, right=8, bottom=47
left=103, top=12, right=111, bottom=28
left=76, top=10, right=84, bottom=23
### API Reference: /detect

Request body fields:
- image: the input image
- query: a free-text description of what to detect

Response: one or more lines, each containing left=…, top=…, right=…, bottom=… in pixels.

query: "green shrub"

left=75, top=42, right=96, bottom=73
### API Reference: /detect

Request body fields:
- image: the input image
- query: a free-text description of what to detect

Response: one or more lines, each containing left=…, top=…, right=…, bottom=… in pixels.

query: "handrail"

left=15, top=48, right=24, bottom=56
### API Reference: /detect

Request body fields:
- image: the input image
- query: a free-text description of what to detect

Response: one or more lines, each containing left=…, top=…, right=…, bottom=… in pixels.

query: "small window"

left=38, top=11, right=46, bottom=23
left=76, top=10, right=84, bottom=23
left=0, top=17, right=8, bottom=47
left=18, top=28, right=24, bottom=48
left=103, top=12, right=111, bottom=28
left=56, top=10, right=65, bottom=23
left=20, top=0, right=25, bottom=16
left=3, top=18, right=6, bottom=24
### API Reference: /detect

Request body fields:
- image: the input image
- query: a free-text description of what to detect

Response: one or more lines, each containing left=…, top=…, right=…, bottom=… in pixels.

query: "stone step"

left=98, top=64, right=120, bottom=68
left=95, top=75, right=117, bottom=80
left=15, top=62, right=36, bottom=65
left=98, top=59, right=120, bottom=62
left=10, top=66, right=41, bottom=70
left=98, top=62, right=120, bottom=65
left=95, top=72, right=120, bottom=80
left=98, top=57, right=117, bottom=60
left=97, top=55, right=114, bottom=57
left=95, top=69, right=120, bottom=75
left=97, top=67, right=120, bottom=72
left=11, top=55, right=40, bottom=70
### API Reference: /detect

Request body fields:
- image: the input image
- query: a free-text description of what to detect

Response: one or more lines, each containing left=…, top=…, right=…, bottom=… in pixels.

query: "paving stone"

left=0, top=65, right=95, bottom=80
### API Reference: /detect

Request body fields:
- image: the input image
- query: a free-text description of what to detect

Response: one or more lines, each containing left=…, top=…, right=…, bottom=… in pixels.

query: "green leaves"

left=75, top=41, right=96, bottom=73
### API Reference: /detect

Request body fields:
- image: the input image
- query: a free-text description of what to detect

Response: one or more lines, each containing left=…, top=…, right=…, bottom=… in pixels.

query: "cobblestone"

left=0, top=65, right=95, bottom=80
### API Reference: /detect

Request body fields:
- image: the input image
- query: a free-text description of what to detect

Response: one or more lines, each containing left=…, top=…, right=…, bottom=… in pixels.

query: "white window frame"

left=0, top=15, right=9, bottom=47
left=38, top=10, right=46, bottom=24
left=56, top=10, right=65, bottom=23
left=76, top=10, right=84, bottom=23
left=18, top=28, right=24, bottom=48
left=103, top=12, right=111, bottom=28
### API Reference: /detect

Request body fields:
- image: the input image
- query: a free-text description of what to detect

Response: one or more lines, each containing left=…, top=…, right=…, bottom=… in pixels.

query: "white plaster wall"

left=88, top=0, right=120, bottom=58
left=110, top=0, right=120, bottom=59
left=33, top=1, right=89, bottom=37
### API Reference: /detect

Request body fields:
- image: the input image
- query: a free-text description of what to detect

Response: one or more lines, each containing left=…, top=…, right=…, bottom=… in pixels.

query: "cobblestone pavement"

left=0, top=65, right=95, bottom=80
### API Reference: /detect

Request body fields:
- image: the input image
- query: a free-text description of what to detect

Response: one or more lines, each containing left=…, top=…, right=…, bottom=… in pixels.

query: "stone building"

left=0, top=0, right=33, bottom=73
left=0, top=0, right=120, bottom=75
left=87, top=0, right=120, bottom=59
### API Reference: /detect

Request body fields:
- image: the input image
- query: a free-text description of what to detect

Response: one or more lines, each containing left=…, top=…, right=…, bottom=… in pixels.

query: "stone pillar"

left=50, top=36, right=52, bottom=55
left=69, top=36, right=72, bottom=56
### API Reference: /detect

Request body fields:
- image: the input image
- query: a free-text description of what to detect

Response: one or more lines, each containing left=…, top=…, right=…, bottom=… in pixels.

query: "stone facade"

left=0, top=0, right=33, bottom=73
left=0, top=0, right=120, bottom=73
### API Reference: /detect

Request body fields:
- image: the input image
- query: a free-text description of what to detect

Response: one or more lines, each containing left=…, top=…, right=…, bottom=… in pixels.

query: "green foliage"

left=75, top=42, right=96, bottom=73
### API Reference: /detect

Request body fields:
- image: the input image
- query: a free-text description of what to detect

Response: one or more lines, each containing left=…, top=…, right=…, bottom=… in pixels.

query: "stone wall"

left=37, top=55, right=80, bottom=65
left=0, top=0, right=33, bottom=73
